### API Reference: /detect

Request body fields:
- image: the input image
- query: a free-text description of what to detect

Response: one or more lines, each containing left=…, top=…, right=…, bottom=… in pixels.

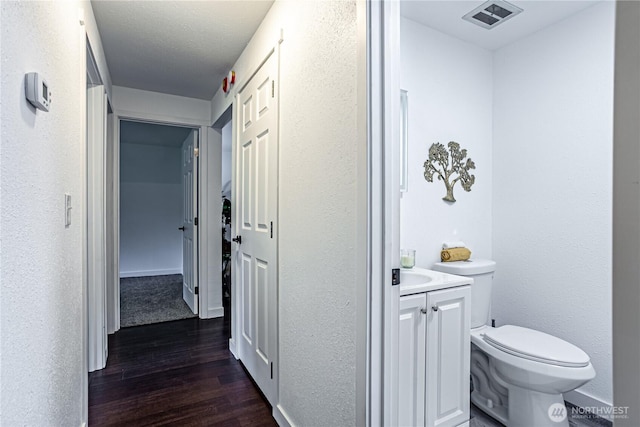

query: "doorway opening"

left=118, top=120, right=200, bottom=327
left=220, top=117, right=233, bottom=338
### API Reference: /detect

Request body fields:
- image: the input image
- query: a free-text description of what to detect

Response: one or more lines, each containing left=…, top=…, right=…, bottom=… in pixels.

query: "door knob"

left=178, top=226, right=185, bottom=231
left=232, top=235, right=242, bottom=244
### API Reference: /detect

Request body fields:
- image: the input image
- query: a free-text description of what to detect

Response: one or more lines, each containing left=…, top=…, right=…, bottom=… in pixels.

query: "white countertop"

left=399, top=267, right=473, bottom=296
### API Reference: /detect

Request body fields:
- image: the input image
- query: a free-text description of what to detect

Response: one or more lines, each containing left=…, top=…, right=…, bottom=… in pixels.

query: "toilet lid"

left=482, top=325, right=590, bottom=368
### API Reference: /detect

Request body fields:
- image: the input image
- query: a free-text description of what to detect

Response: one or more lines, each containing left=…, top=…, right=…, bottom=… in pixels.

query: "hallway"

left=89, top=318, right=276, bottom=426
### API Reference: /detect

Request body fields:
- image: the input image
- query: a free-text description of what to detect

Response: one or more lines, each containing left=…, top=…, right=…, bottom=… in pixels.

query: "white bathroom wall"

left=400, top=18, right=493, bottom=266
left=119, top=140, right=183, bottom=277
left=492, top=3, right=615, bottom=406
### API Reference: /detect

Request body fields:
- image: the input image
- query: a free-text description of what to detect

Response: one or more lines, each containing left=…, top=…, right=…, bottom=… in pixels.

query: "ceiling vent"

left=462, top=0, right=523, bottom=30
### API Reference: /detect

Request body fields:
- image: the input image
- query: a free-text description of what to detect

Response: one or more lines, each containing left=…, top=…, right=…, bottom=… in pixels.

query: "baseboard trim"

left=120, top=269, right=182, bottom=278
left=273, top=404, right=295, bottom=427
left=229, top=338, right=238, bottom=359
left=200, top=306, right=224, bottom=319
left=565, top=389, right=612, bottom=411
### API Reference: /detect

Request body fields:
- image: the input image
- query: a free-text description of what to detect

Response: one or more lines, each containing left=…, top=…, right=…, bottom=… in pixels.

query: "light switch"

left=65, top=193, right=72, bottom=227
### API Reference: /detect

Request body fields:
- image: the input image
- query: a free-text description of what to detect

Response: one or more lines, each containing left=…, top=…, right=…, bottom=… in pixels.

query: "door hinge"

left=392, top=268, right=400, bottom=286
left=271, top=80, right=275, bottom=98
left=194, top=286, right=199, bottom=295
left=270, top=221, right=273, bottom=238
left=270, top=362, right=273, bottom=379
left=194, top=147, right=199, bottom=157
left=194, top=217, right=198, bottom=226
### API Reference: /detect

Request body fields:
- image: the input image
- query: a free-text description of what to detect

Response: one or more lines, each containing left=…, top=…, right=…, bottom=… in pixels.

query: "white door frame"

left=106, top=110, right=119, bottom=335
left=112, top=113, right=213, bottom=321
left=108, top=111, right=222, bottom=326
left=86, top=35, right=109, bottom=373
left=367, top=1, right=401, bottom=425
left=87, top=84, right=108, bottom=372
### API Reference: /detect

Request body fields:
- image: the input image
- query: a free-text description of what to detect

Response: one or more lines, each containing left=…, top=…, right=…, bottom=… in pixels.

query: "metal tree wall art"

left=423, top=141, right=476, bottom=203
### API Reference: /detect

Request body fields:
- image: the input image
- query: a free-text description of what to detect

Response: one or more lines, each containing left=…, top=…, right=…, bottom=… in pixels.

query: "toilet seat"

left=482, top=325, right=590, bottom=368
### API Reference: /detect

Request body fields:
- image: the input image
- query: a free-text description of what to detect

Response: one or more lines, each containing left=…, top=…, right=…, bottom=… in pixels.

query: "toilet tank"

left=432, top=259, right=496, bottom=329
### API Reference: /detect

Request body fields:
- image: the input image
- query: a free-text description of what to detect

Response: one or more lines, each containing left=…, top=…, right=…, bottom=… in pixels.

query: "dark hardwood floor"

left=89, top=317, right=276, bottom=426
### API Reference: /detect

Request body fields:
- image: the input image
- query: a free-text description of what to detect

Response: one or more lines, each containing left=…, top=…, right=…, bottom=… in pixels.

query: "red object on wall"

left=222, top=71, right=236, bottom=94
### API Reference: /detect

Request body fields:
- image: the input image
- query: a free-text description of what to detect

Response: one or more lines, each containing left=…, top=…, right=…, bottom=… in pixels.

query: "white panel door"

left=425, top=286, right=470, bottom=427
left=398, top=293, right=427, bottom=427
left=235, top=51, right=278, bottom=404
left=181, top=129, right=198, bottom=314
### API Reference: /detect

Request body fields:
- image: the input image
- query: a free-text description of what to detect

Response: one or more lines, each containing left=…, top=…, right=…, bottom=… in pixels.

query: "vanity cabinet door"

left=398, top=293, right=427, bottom=427
left=425, top=286, right=470, bottom=427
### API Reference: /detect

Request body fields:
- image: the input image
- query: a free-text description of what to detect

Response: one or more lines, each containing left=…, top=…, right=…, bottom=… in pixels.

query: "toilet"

left=432, top=260, right=595, bottom=427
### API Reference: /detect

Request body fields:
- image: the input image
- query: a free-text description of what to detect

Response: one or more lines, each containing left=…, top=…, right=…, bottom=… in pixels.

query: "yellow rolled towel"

left=441, top=247, right=471, bottom=262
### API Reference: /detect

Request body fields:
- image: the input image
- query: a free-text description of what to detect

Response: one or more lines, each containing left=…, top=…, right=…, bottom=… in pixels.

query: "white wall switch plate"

left=65, top=193, right=72, bottom=227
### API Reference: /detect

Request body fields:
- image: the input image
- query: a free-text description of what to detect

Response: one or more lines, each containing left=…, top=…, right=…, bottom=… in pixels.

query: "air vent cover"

left=462, top=0, right=523, bottom=30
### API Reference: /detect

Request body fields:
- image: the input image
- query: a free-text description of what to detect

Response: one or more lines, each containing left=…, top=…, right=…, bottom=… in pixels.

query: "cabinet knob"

left=432, top=305, right=439, bottom=312
left=420, top=307, right=428, bottom=314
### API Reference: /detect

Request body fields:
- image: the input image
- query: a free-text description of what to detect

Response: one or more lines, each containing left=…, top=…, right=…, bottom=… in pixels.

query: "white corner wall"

left=0, top=2, right=93, bottom=424
left=119, top=141, right=183, bottom=277
left=612, top=1, right=640, bottom=423
left=400, top=18, right=493, bottom=266
left=492, top=3, right=615, bottom=405
left=211, top=1, right=364, bottom=425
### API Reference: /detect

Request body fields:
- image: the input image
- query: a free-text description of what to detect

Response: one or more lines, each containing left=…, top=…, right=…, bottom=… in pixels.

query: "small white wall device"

left=25, top=72, right=51, bottom=111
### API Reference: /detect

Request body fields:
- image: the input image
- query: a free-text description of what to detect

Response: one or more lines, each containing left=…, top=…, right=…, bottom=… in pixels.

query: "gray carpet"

left=120, top=274, right=197, bottom=328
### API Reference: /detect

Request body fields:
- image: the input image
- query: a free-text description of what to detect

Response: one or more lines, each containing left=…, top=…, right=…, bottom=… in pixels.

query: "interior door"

left=235, top=51, right=278, bottom=404
left=181, top=129, right=198, bottom=314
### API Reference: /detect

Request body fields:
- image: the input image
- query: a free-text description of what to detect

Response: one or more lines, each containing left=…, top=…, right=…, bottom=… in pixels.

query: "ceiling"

left=91, top=0, right=274, bottom=100
left=91, top=1, right=603, bottom=101
left=401, top=0, right=606, bottom=51
left=120, top=120, right=194, bottom=147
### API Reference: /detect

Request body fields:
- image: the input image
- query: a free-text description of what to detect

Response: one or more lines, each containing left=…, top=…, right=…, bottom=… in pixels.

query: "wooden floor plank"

left=89, top=318, right=276, bottom=426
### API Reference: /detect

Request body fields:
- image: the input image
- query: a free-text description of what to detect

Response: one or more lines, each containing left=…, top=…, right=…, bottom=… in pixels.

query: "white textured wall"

left=119, top=141, right=183, bottom=277
left=1, top=2, right=85, bottom=424
left=211, top=1, right=362, bottom=425
left=277, top=2, right=358, bottom=424
left=400, top=18, right=493, bottom=266
left=492, top=3, right=615, bottom=405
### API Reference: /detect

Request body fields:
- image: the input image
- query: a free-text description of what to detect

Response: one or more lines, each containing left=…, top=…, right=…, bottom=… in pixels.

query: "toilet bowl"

left=432, top=260, right=596, bottom=427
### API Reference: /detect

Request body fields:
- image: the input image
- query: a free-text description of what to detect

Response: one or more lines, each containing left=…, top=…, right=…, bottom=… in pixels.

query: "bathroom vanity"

left=398, top=268, right=472, bottom=427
